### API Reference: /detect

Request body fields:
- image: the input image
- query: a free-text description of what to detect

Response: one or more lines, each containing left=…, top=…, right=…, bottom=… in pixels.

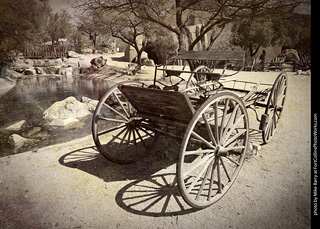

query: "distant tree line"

left=72, top=0, right=310, bottom=66
left=0, top=0, right=310, bottom=69
left=0, top=0, right=83, bottom=68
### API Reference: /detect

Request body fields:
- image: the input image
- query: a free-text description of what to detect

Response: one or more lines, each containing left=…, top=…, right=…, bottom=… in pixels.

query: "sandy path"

left=0, top=58, right=311, bottom=228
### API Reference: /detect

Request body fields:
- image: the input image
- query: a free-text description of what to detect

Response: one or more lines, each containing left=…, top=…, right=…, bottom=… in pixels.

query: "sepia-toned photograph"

left=0, top=0, right=312, bottom=228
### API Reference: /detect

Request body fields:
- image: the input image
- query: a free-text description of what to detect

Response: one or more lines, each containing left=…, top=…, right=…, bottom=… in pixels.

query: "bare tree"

left=106, top=14, right=153, bottom=66
left=77, top=13, right=100, bottom=53
left=73, top=0, right=302, bottom=51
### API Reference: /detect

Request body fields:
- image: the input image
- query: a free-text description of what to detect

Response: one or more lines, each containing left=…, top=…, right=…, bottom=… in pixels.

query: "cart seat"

left=119, top=85, right=195, bottom=124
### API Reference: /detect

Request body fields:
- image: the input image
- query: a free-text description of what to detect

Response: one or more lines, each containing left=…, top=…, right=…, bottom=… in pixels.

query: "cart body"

left=92, top=50, right=288, bottom=208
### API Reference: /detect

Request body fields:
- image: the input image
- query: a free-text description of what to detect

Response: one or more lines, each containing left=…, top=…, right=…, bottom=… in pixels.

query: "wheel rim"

left=262, top=73, right=287, bottom=144
left=178, top=92, right=249, bottom=208
left=92, top=82, right=158, bottom=164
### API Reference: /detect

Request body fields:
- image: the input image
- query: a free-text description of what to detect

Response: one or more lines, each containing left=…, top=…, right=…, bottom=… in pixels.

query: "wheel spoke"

left=220, top=157, right=231, bottom=181
left=221, top=104, right=240, bottom=140
left=217, top=158, right=222, bottom=193
left=224, top=156, right=240, bottom=166
left=112, top=129, right=129, bottom=156
left=184, top=149, right=215, bottom=156
left=98, top=117, right=128, bottom=123
left=186, top=156, right=214, bottom=193
left=183, top=153, right=215, bottom=177
left=223, top=129, right=247, bottom=148
left=221, top=114, right=244, bottom=145
left=214, top=102, right=220, bottom=143
left=135, top=128, right=148, bottom=150
left=97, top=124, right=126, bottom=136
left=208, top=158, right=218, bottom=201
left=202, top=113, right=217, bottom=146
left=219, top=99, right=230, bottom=140
left=104, top=103, right=129, bottom=121
left=196, top=158, right=215, bottom=200
left=191, top=131, right=216, bottom=149
left=113, top=92, right=130, bottom=118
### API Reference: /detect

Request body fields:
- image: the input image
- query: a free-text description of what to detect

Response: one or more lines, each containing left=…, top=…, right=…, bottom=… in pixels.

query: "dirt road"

left=0, top=71, right=311, bottom=228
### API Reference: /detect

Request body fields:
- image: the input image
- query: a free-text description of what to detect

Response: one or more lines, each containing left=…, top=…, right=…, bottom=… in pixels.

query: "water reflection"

left=0, top=75, right=110, bottom=157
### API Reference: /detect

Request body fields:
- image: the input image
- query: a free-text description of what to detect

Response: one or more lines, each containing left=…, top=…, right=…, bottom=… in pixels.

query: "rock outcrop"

left=43, top=96, right=94, bottom=126
left=5, top=120, right=26, bottom=131
left=43, top=96, right=91, bottom=126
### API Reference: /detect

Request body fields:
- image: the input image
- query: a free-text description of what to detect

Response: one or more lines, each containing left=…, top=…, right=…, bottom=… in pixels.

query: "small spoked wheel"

left=262, top=72, right=288, bottom=144
left=178, top=92, right=249, bottom=208
left=185, top=65, right=214, bottom=95
left=92, top=82, right=158, bottom=164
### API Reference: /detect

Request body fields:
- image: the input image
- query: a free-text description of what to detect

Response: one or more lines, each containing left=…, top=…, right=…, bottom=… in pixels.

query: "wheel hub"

left=216, top=146, right=229, bottom=157
left=126, top=117, right=142, bottom=130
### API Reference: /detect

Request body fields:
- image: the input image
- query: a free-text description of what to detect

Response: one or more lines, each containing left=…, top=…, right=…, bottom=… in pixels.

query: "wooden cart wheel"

left=178, top=92, right=249, bottom=208
left=262, top=72, right=288, bottom=144
left=92, top=82, right=158, bottom=164
left=185, top=65, right=213, bottom=95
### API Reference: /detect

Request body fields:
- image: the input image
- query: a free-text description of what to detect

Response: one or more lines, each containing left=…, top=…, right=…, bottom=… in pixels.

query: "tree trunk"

left=178, top=27, right=190, bottom=51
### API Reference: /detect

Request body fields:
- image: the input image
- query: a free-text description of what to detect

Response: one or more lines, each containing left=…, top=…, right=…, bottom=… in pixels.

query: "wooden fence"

left=23, top=45, right=69, bottom=59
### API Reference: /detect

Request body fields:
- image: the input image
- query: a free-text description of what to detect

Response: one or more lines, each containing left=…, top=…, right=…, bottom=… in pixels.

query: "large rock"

left=90, top=56, right=107, bottom=69
left=13, top=59, right=34, bottom=73
left=5, top=120, right=25, bottom=131
left=24, top=68, right=37, bottom=75
left=47, top=117, right=80, bottom=127
left=81, top=96, right=98, bottom=112
left=67, top=51, right=81, bottom=58
left=43, top=96, right=91, bottom=124
left=8, top=134, right=32, bottom=148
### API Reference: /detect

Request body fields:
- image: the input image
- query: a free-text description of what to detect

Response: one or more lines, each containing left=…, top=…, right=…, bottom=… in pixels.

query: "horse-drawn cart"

left=92, top=51, right=288, bottom=208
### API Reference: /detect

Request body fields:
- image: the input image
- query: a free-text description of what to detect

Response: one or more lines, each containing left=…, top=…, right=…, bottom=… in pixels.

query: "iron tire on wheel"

left=92, top=82, right=158, bottom=164
left=178, top=92, right=249, bottom=208
left=262, top=72, right=288, bottom=144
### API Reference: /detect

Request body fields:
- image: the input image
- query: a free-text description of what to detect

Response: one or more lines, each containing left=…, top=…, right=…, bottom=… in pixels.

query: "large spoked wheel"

left=178, top=92, right=249, bottom=208
left=262, top=72, right=288, bottom=144
left=92, top=82, right=158, bottom=164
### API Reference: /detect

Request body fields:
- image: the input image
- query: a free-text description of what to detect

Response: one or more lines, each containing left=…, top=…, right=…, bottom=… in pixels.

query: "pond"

left=0, top=75, right=111, bottom=157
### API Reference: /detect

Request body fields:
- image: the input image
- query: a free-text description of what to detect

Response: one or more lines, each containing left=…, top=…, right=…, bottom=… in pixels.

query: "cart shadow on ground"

left=58, top=135, right=201, bottom=216
left=58, top=129, right=263, bottom=217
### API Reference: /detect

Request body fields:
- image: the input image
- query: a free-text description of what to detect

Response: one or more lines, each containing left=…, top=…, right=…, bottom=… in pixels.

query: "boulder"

left=90, top=56, right=107, bottom=69
left=67, top=51, right=81, bottom=58
left=47, top=117, right=80, bottom=127
left=35, top=67, right=43, bottom=74
left=5, top=120, right=26, bottom=131
left=13, top=59, right=33, bottom=73
left=48, top=66, right=61, bottom=74
left=43, top=96, right=91, bottom=123
left=81, top=96, right=99, bottom=112
left=24, top=68, right=37, bottom=75
left=8, top=134, right=31, bottom=146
